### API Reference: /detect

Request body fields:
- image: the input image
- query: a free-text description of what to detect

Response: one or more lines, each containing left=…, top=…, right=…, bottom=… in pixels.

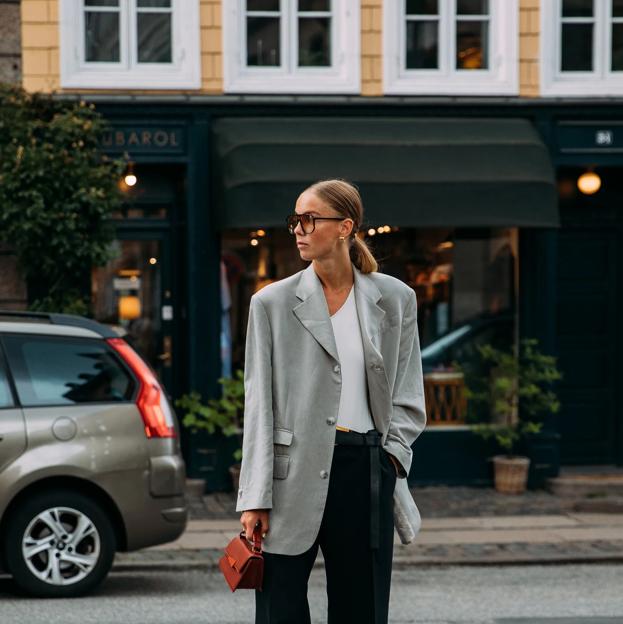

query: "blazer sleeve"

left=384, top=289, right=427, bottom=479
left=235, top=294, right=275, bottom=512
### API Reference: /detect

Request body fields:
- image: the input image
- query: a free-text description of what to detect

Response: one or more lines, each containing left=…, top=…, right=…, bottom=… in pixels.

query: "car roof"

left=0, top=310, right=125, bottom=340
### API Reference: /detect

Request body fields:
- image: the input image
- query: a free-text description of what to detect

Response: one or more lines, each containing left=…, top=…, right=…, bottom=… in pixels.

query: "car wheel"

left=3, top=490, right=116, bottom=598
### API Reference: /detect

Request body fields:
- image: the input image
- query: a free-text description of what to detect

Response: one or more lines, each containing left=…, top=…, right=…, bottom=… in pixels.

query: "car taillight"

left=107, top=337, right=176, bottom=438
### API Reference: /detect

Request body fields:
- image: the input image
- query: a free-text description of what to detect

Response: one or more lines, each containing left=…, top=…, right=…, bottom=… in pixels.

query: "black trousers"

left=255, top=428, right=397, bottom=624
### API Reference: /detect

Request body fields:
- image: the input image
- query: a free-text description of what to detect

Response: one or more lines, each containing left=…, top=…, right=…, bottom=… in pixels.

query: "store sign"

left=101, top=126, right=186, bottom=154
left=557, top=122, right=623, bottom=153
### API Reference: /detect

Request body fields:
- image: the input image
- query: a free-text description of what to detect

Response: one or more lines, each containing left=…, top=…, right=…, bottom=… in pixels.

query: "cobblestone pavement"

left=188, top=485, right=622, bottom=521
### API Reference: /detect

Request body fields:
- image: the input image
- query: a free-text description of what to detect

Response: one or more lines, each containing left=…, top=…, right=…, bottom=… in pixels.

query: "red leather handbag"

left=219, top=525, right=264, bottom=592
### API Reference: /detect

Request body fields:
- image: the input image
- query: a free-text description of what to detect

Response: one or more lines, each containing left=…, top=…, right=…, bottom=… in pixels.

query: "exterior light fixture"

left=124, top=162, right=137, bottom=187
left=367, top=228, right=376, bottom=236
left=250, top=238, right=259, bottom=246
left=118, top=295, right=141, bottom=320
left=577, top=170, right=601, bottom=195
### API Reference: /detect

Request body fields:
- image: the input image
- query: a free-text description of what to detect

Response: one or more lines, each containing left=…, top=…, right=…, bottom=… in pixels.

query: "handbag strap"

left=240, top=524, right=263, bottom=553
left=252, top=523, right=262, bottom=553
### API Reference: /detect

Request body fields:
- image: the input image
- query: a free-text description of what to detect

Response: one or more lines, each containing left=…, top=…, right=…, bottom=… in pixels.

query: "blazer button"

left=320, top=470, right=329, bottom=479
left=373, top=364, right=383, bottom=372
left=333, top=364, right=340, bottom=373
left=326, top=417, right=336, bottom=425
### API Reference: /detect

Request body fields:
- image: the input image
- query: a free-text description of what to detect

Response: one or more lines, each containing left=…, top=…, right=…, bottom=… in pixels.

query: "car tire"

left=3, top=489, right=116, bottom=598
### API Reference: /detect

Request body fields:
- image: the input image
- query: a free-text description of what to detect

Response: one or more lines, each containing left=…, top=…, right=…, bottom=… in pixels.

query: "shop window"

left=383, top=0, right=518, bottom=95
left=542, top=0, right=623, bottom=95
left=220, top=224, right=518, bottom=425
left=60, top=0, right=200, bottom=89
left=223, top=0, right=360, bottom=93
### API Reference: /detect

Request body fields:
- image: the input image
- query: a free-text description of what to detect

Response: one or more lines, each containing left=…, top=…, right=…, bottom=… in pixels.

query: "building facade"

left=14, top=0, right=623, bottom=486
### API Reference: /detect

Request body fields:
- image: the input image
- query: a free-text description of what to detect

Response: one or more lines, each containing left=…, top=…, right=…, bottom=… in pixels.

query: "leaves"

left=175, top=369, right=245, bottom=461
left=461, top=338, right=563, bottom=456
left=0, top=82, right=125, bottom=313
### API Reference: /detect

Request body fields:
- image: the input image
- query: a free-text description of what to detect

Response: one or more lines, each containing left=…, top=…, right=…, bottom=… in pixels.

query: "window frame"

left=60, top=0, right=201, bottom=90
left=541, top=0, right=623, bottom=96
left=383, top=0, right=519, bottom=96
left=223, top=0, right=360, bottom=94
left=0, top=337, right=17, bottom=409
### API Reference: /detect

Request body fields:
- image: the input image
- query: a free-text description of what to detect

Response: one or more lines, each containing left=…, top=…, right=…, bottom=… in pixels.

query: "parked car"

left=421, top=310, right=515, bottom=376
left=0, top=311, right=187, bottom=597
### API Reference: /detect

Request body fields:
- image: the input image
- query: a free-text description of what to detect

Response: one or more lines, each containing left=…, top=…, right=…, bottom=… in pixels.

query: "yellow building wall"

left=21, top=0, right=540, bottom=98
left=21, top=0, right=60, bottom=93
left=200, top=0, right=222, bottom=93
left=361, top=0, right=382, bottom=97
left=519, top=0, right=540, bottom=97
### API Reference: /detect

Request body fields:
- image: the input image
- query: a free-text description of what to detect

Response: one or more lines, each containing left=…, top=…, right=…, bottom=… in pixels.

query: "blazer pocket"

left=273, top=454, right=290, bottom=479
left=273, top=427, right=293, bottom=446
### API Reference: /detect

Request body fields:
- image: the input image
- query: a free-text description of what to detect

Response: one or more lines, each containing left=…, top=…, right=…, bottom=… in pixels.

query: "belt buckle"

left=335, top=425, right=350, bottom=432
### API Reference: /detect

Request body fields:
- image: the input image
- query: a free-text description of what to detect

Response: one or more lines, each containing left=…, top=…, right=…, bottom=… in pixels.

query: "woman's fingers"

left=240, top=510, right=270, bottom=540
left=257, top=512, right=270, bottom=537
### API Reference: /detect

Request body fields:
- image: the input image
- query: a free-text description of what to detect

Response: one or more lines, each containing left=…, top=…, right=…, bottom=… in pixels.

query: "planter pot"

left=229, top=463, right=241, bottom=492
left=492, top=455, right=531, bottom=494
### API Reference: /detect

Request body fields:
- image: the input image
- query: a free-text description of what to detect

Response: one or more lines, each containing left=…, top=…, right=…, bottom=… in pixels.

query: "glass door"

left=91, top=231, right=178, bottom=396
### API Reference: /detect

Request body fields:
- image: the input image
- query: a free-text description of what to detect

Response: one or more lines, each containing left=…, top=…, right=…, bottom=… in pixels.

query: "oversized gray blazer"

left=235, top=261, right=427, bottom=556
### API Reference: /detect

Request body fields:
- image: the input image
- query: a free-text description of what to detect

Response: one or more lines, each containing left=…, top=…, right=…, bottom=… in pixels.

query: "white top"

left=329, top=285, right=376, bottom=433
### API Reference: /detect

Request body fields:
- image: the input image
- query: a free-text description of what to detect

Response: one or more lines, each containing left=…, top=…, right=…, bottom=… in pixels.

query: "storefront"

left=88, top=97, right=623, bottom=489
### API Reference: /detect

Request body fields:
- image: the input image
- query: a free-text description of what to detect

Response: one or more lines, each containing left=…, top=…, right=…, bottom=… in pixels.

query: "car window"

left=3, top=335, right=136, bottom=407
left=452, top=324, right=501, bottom=362
left=0, top=349, right=13, bottom=408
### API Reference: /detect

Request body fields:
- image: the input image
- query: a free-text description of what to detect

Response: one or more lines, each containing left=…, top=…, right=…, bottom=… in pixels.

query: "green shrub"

left=0, top=82, right=125, bottom=313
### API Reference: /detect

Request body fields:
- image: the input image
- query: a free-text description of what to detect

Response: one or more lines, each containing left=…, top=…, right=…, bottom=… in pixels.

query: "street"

left=0, top=563, right=621, bottom=624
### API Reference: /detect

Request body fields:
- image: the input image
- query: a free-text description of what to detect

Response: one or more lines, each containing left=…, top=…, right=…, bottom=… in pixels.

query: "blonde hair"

left=304, top=178, right=378, bottom=274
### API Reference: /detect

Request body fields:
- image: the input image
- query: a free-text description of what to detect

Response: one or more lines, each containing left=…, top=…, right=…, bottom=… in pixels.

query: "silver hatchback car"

left=0, top=311, right=187, bottom=597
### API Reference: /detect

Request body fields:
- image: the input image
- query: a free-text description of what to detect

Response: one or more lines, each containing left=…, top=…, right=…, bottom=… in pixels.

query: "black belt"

left=334, top=428, right=382, bottom=550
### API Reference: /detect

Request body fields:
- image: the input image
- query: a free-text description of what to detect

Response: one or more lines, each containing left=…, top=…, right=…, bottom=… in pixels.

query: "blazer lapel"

left=352, top=265, right=392, bottom=435
left=352, top=265, right=386, bottom=364
left=293, top=262, right=387, bottom=368
left=293, top=263, right=339, bottom=362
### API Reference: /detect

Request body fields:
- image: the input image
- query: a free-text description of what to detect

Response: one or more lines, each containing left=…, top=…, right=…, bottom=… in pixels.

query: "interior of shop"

left=221, top=224, right=518, bottom=425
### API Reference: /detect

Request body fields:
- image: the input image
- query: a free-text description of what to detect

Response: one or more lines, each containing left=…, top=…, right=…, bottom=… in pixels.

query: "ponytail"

left=350, top=233, right=378, bottom=274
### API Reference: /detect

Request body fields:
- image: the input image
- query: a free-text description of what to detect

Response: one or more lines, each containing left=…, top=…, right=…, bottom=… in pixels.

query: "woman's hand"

left=386, top=452, right=402, bottom=476
left=241, top=509, right=270, bottom=541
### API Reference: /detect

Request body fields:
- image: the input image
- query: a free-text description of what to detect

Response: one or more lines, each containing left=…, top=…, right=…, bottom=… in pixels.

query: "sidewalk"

left=113, top=484, right=623, bottom=570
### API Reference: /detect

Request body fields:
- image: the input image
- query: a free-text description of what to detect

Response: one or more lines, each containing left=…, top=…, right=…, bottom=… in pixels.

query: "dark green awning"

left=212, top=117, right=559, bottom=229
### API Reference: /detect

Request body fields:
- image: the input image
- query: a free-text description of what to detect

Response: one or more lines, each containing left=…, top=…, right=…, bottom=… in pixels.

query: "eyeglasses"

left=286, top=213, right=349, bottom=235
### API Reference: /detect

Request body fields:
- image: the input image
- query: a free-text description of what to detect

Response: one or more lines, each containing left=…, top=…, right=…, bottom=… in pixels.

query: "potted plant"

left=461, top=338, right=563, bottom=494
left=175, top=369, right=245, bottom=492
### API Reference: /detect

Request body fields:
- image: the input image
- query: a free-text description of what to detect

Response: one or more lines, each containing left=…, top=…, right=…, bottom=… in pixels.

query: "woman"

left=236, top=179, right=427, bottom=624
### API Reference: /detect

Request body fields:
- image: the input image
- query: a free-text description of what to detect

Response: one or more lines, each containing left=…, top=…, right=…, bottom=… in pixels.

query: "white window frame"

left=60, top=0, right=200, bottom=89
left=541, top=0, right=623, bottom=96
left=223, top=0, right=360, bottom=94
left=383, top=0, right=518, bottom=96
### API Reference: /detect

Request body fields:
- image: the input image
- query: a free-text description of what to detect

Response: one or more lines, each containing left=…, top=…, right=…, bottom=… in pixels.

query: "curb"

left=112, top=552, right=623, bottom=573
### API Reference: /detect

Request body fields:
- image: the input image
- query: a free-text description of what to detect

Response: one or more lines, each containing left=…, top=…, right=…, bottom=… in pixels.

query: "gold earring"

left=339, top=236, right=345, bottom=242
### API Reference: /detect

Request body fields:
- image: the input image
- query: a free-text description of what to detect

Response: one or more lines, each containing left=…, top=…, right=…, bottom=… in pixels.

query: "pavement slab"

left=114, top=511, right=623, bottom=570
